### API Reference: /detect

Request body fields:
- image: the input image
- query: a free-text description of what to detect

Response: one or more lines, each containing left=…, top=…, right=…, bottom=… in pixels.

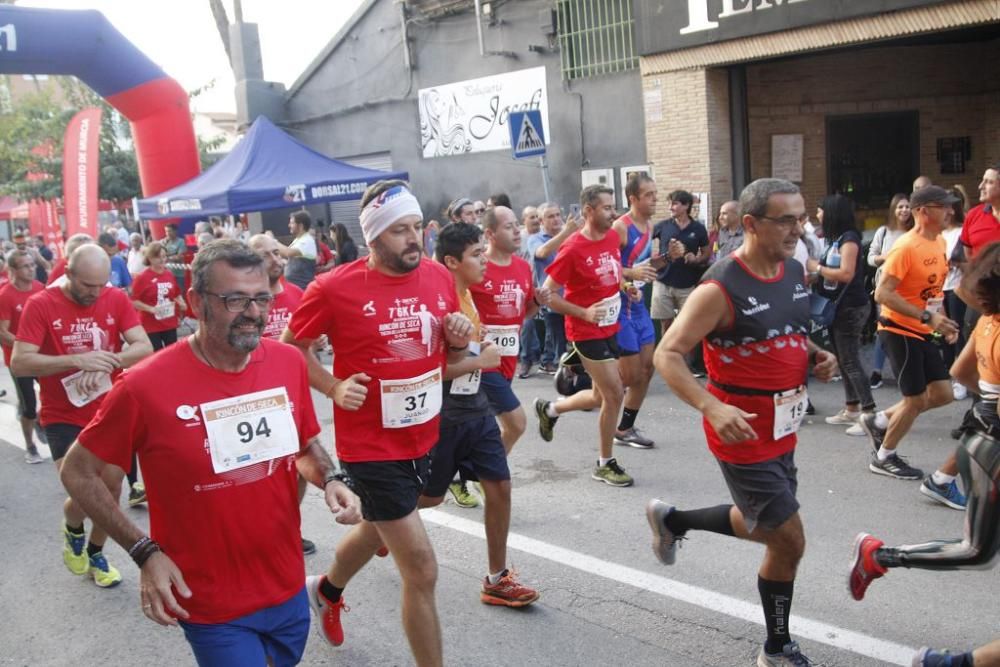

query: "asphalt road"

left=0, top=354, right=997, bottom=667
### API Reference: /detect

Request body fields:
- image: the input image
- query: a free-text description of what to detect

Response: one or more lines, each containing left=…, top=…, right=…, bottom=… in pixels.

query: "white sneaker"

left=825, top=408, right=860, bottom=425
left=952, top=382, right=968, bottom=401
left=845, top=422, right=865, bottom=436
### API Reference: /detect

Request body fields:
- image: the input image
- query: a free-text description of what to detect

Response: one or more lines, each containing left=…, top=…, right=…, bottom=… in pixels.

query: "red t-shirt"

left=288, top=258, right=458, bottom=462
left=47, top=258, right=67, bottom=285
left=78, top=339, right=320, bottom=624
left=0, top=280, right=44, bottom=365
left=316, top=240, right=334, bottom=272
left=16, top=287, right=141, bottom=427
left=545, top=231, right=622, bottom=341
left=131, top=268, right=181, bottom=333
left=960, top=203, right=1000, bottom=258
left=262, top=283, right=304, bottom=341
left=469, top=256, right=534, bottom=380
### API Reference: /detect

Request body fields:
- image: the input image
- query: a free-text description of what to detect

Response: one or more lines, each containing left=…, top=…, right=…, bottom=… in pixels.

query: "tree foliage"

left=0, top=76, right=227, bottom=205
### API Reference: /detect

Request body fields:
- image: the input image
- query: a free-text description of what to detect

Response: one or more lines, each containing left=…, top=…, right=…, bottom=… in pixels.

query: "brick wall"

left=643, top=68, right=733, bottom=222
left=746, top=39, right=1000, bottom=218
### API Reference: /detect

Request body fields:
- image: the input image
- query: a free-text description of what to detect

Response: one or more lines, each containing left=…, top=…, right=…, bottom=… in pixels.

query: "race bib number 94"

left=380, top=368, right=443, bottom=428
left=201, top=387, right=299, bottom=474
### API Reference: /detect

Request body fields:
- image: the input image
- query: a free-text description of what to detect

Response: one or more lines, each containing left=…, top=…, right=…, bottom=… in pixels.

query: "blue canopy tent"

left=137, top=116, right=408, bottom=220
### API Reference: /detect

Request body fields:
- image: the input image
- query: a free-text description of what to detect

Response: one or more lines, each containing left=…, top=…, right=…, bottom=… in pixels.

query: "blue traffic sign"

left=508, top=110, right=546, bottom=159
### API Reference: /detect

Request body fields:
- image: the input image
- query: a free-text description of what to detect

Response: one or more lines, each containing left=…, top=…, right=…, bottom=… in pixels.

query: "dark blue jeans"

left=542, top=310, right=566, bottom=365
left=520, top=314, right=542, bottom=364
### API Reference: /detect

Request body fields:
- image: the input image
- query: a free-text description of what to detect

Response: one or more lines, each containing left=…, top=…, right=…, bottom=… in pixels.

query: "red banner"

left=27, top=200, right=64, bottom=259
left=62, top=107, right=102, bottom=238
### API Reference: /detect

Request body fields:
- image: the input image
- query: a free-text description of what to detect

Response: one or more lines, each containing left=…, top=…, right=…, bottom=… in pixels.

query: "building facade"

left=637, top=0, right=1000, bottom=227
left=279, top=0, right=647, bottom=239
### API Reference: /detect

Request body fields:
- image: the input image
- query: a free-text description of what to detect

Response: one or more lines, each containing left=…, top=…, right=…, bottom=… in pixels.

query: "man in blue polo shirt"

left=650, top=190, right=709, bottom=340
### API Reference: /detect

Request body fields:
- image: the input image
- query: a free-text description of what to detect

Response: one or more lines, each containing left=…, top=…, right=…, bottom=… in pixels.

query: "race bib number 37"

left=380, top=367, right=443, bottom=429
left=201, top=387, right=299, bottom=474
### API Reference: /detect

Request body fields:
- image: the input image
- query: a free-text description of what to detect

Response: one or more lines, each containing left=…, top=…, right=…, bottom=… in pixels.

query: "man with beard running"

left=534, top=185, right=641, bottom=487
left=647, top=178, right=838, bottom=666
left=283, top=180, right=473, bottom=667
left=12, top=244, right=153, bottom=588
left=610, top=173, right=663, bottom=449
left=60, top=240, right=361, bottom=666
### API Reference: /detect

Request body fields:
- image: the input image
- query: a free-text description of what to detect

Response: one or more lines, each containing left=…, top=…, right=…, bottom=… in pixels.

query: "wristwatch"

left=919, top=310, right=933, bottom=325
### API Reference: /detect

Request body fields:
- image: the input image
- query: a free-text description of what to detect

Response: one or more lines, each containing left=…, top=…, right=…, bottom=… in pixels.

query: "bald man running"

left=12, top=244, right=153, bottom=589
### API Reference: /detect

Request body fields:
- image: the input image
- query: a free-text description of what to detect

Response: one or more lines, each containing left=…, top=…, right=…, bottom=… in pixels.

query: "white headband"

left=359, top=186, right=423, bottom=244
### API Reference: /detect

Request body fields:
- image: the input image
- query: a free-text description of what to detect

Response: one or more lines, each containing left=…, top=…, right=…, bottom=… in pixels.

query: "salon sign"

left=418, top=66, right=550, bottom=159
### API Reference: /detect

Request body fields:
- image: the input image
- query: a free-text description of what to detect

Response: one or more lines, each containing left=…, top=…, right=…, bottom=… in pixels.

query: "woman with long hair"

left=331, top=223, right=359, bottom=265
left=866, top=193, right=913, bottom=389
left=807, top=194, right=876, bottom=430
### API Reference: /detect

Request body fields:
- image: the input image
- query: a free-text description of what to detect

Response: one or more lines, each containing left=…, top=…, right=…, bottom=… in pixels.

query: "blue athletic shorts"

left=425, top=415, right=510, bottom=497
left=616, top=302, right=655, bottom=355
left=180, top=588, right=309, bottom=667
left=481, top=370, right=520, bottom=415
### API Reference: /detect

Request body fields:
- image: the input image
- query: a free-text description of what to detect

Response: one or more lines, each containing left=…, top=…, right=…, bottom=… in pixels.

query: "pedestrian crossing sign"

left=508, top=110, right=546, bottom=159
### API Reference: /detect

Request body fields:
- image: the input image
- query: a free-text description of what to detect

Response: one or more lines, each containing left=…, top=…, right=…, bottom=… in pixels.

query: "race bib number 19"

left=773, top=386, right=808, bottom=440
left=201, top=387, right=299, bottom=474
left=380, top=368, right=443, bottom=428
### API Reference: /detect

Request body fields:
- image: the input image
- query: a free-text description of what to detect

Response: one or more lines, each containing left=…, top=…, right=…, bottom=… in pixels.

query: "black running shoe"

left=869, top=452, right=923, bottom=480
left=534, top=398, right=558, bottom=442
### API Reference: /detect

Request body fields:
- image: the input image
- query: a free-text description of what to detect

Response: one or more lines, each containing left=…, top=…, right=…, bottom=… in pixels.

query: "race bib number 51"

left=380, top=367, right=443, bottom=428
left=201, top=387, right=299, bottom=474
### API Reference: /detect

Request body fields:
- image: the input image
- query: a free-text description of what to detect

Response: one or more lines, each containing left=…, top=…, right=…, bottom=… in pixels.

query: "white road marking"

left=423, top=509, right=915, bottom=666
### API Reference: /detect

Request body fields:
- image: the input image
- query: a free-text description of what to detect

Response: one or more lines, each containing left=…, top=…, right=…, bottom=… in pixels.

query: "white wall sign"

left=771, top=134, right=804, bottom=183
left=419, top=66, right=550, bottom=159
left=582, top=168, right=617, bottom=207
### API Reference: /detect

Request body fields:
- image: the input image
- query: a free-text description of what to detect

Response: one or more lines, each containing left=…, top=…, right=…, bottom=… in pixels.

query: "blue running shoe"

left=912, top=646, right=967, bottom=666
left=919, top=477, right=967, bottom=510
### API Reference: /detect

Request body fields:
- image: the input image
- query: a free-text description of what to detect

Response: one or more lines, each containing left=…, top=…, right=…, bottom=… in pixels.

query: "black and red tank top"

left=699, top=255, right=811, bottom=463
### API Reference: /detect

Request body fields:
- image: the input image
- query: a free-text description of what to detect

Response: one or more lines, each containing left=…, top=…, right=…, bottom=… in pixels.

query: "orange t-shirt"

left=878, top=229, right=946, bottom=339
left=974, top=315, right=1000, bottom=396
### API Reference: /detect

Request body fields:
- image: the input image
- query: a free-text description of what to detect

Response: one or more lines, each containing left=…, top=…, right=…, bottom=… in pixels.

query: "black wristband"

left=323, top=471, right=351, bottom=489
left=448, top=343, right=469, bottom=352
left=131, top=538, right=162, bottom=568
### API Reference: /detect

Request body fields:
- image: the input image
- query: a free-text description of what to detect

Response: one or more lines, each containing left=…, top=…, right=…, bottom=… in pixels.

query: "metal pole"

left=539, top=155, right=552, bottom=203
left=473, top=0, right=485, bottom=57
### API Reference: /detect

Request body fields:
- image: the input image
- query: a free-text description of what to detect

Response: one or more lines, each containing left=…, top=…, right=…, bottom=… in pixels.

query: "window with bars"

left=557, top=0, right=638, bottom=81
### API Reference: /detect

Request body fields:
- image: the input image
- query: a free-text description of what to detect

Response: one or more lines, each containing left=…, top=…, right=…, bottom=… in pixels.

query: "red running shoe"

left=306, top=575, right=349, bottom=646
left=848, top=532, right=887, bottom=601
left=480, top=569, right=539, bottom=608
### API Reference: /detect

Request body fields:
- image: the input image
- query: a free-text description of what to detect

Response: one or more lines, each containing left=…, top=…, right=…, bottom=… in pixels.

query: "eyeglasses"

left=756, top=214, right=807, bottom=227
left=203, top=292, right=274, bottom=312
left=474, top=208, right=485, bottom=214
